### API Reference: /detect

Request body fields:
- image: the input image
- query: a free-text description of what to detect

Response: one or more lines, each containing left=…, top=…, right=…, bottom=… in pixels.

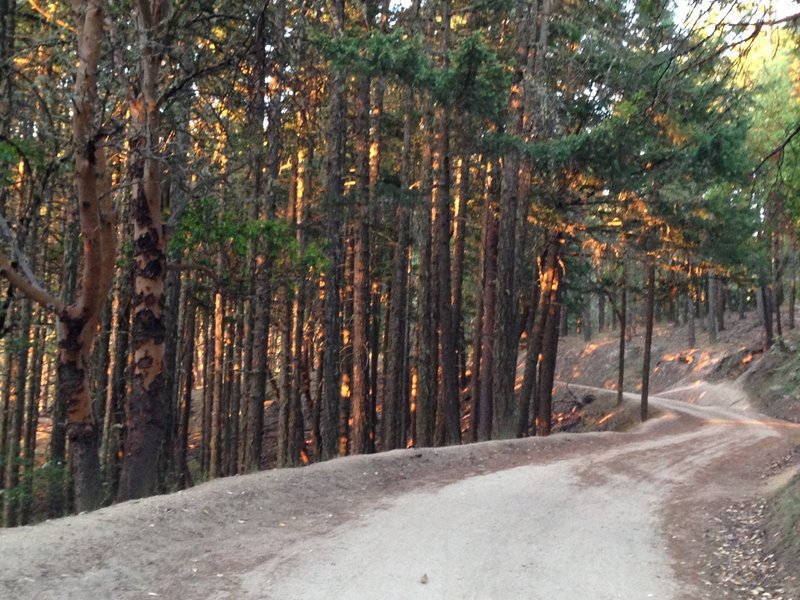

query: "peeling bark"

left=117, top=0, right=170, bottom=502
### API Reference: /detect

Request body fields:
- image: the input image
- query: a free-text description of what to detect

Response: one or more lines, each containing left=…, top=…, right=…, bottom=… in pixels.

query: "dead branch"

left=0, top=253, right=64, bottom=314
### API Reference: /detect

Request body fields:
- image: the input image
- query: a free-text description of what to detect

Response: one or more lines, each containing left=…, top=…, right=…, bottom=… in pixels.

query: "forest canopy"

left=0, top=0, right=797, bottom=525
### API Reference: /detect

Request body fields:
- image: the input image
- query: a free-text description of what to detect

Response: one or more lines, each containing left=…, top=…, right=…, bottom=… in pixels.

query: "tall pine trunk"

left=492, top=3, right=531, bottom=440
left=415, top=107, right=437, bottom=447
left=350, top=10, right=374, bottom=454
left=320, top=0, right=346, bottom=460
left=117, top=0, right=170, bottom=501
left=382, top=91, right=413, bottom=451
left=452, top=157, right=469, bottom=388
left=477, top=162, right=500, bottom=441
left=536, top=258, right=561, bottom=437
left=616, top=260, right=627, bottom=406
left=641, top=257, right=656, bottom=422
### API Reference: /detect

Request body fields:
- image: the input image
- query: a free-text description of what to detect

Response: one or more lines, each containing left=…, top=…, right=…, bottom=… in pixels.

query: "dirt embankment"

left=555, top=311, right=769, bottom=397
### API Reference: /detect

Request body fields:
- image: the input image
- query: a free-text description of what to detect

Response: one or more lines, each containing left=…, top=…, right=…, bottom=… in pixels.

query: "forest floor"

left=2, top=311, right=800, bottom=600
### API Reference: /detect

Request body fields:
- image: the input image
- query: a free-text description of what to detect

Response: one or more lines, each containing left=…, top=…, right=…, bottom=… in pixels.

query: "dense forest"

left=0, top=0, right=797, bottom=525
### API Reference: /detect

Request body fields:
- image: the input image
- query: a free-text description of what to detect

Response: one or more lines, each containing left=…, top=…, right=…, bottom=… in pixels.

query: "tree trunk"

left=467, top=165, right=489, bottom=443
left=175, top=296, right=195, bottom=489
left=320, top=0, right=346, bottom=461
left=789, top=272, right=796, bottom=330
left=209, top=287, right=225, bottom=478
left=0, top=348, right=10, bottom=506
left=598, top=292, right=606, bottom=333
left=492, top=3, right=532, bottom=440
left=452, top=157, right=469, bottom=388
left=415, top=107, right=437, bottom=448
left=582, top=296, right=592, bottom=342
left=707, top=275, right=718, bottom=344
left=50, top=215, right=80, bottom=493
left=62, top=0, right=116, bottom=513
left=340, top=238, right=354, bottom=455
left=0, top=0, right=15, bottom=132
left=117, top=0, right=170, bottom=502
left=641, top=257, right=656, bottom=422
left=536, top=260, right=561, bottom=437
left=350, top=18, right=373, bottom=455
left=519, top=232, right=560, bottom=437
left=201, top=313, right=212, bottom=476
left=761, top=284, right=774, bottom=350
left=277, top=290, right=293, bottom=467
left=617, top=262, right=627, bottom=406
left=20, top=308, right=44, bottom=524
left=247, top=1, right=285, bottom=471
left=3, top=299, right=30, bottom=526
left=161, top=268, right=182, bottom=483
left=382, top=90, right=413, bottom=451
left=290, top=260, right=308, bottom=467
left=432, top=0, right=459, bottom=447
left=477, top=162, right=500, bottom=442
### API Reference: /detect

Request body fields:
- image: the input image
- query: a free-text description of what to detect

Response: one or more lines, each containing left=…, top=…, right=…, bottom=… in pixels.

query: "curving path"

left=1, top=382, right=797, bottom=600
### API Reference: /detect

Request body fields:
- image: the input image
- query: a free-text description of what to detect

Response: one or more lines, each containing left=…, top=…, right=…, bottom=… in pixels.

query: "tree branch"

left=753, top=121, right=800, bottom=176
left=0, top=211, right=48, bottom=295
left=0, top=253, right=64, bottom=314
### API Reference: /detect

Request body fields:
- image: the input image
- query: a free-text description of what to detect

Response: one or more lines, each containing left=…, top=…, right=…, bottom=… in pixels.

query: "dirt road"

left=1, top=382, right=797, bottom=600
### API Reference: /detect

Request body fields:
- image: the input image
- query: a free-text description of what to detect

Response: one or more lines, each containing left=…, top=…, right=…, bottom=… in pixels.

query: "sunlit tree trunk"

left=520, top=232, right=560, bottom=437
left=350, top=0, right=376, bottom=455
left=209, top=285, right=225, bottom=478
left=339, top=239, right=354, bottom=455
left=536, top=258, right=561, bottom=437
left=452, top=157, right=469, bottom=388
left=320, top=0, right=346, bottom=461
left=60, top=0, right=116, bottom=513
left=467, top=163, right=489, bottom=442
left=290, top=141, right=311, bottom=464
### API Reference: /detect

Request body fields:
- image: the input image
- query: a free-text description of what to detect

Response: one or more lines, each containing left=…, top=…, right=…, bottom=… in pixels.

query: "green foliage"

left=317, top=26, right=508, bottom=121
left=0, top=141, right=15, bottom=186
left=314, top=27, right=429, bottom=85
left=0, top=137, right=48, bottom=187
left=0, top=460, right=70, bottom=525
left=690, top=118, right=751, bottom=182
left=434, top=34, right=509, bottom=121
left=170, top=196, right=328, bottom=289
